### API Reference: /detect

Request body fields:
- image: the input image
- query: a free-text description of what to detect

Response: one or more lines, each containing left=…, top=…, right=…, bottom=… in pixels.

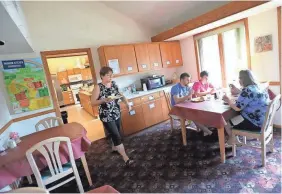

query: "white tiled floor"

left=61, top=104, right=105, bottom=142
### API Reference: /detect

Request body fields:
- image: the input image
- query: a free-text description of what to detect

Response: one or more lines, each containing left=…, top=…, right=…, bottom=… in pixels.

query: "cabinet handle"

left=166, top=61, right=170, bottom=65
left=142, top=64, right=147, bottom=69
left=127, top=66, right=133, bottom=71
left=129, top=110, right=136, bottom=115
left=148, top=96, right=154, bottom=100
left=176, top=59, right=179, bottom=64
left=153, top=63, right=159, bottom=67
left=128, top=102, right=134, bottom=106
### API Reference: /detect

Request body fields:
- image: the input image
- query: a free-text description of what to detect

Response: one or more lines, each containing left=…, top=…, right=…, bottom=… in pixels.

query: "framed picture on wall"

left=254, top=35, right=272, bottom=53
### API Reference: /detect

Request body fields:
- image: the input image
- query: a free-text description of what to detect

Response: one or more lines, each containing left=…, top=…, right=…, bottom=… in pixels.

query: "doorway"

left=41, top=48, right=105, bottom=141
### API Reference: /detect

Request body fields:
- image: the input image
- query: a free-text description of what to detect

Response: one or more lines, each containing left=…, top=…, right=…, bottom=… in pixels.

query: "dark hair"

left=200, top=71, right=209, bottom=78
left=100, top=66, right=113, bottom=78
left=180, top=73, right=190, bottom=80
left=239, top=70, right=258, bottom=87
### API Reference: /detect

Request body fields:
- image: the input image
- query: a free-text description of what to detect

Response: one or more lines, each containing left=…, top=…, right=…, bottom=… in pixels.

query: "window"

left=195, top=20, right=249, bottom=87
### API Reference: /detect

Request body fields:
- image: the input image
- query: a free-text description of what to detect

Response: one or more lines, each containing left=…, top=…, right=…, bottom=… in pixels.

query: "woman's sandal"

left=125, top=159, right=134, bottom=167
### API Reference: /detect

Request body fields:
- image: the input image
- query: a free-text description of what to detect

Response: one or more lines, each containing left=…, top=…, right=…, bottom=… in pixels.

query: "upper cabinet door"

left=104, top=46, right=124, bottom=76
left=134, top=44, right=150, bottom=72
left=147, top=43, right=163, bottom=70
left=119, top=45, right=138, bottom=74
left=160, top=42, right=173, bottom=68
left=171, top=41, right=183, bottom=67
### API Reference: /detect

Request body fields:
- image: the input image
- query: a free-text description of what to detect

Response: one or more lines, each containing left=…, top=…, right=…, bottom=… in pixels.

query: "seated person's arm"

left=223, top=88, right=252, bottom=112
left=173, top=90, right=193, bottom=104
left=194, top=89, right=211, bottom=97
left=230, top=84, right=241, bottom=95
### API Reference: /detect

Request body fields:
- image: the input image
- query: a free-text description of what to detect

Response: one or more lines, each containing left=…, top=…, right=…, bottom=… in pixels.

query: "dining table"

left=0, top=122, right=92, bottom=189
left=170, top=98, right=238, bottom=163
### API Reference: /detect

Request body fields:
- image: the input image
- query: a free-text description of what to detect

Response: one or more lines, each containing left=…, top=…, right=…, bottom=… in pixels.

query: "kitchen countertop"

left=78, top=84, right=175, bottom=99
left=124, top=84, right=174, bottom=100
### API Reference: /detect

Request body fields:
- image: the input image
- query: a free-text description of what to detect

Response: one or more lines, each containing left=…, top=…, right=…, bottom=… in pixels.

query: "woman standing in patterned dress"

left=91, top=67, right=134, bottom=166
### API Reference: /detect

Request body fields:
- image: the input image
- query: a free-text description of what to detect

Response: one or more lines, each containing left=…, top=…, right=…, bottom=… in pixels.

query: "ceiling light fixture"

left=0, top=40, right=5, bottom=46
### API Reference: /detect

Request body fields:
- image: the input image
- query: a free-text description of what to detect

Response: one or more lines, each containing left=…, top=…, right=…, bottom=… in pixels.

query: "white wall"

left=19, top=1, right=155, bottom=87
left=178, top=36, right=198, bottom=81
left=248, top=8, right=281, bottom=126
left=0, top=91, right=11, bottom=129
left=248, top=9, right=279, bottom=82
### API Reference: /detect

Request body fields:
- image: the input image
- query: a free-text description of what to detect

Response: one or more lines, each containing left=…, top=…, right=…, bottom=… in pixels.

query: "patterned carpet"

left=23, top=121, right=281, bottom=193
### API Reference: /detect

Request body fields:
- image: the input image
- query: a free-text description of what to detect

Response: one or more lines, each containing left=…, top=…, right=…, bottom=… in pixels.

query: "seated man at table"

left=193, top=71, right=215, bottom=97
left=171, top=73, right=212, bottom=135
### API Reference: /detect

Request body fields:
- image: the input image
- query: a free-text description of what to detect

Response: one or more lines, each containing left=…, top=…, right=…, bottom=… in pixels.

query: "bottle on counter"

left=142, top=83, right=147, bottom=92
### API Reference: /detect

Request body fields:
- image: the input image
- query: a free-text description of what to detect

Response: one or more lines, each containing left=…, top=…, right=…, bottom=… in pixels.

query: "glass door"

left=197, top=34, right=223, bottom=87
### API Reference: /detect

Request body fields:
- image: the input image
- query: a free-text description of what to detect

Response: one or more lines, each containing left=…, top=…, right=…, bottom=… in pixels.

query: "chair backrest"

left=164, top=91, right=172, bottom=111
left=35, top=117, right=63, bottom=132
left=26, top=137, right=76, bottom=188
left=262, top=94, right=281, bottom=133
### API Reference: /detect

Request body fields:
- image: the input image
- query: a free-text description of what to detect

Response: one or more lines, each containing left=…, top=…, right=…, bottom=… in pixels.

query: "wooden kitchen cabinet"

left=57, top=71, right=69, bottom=85
left=119, top=45, right=138, bottom=74
left=67, top=69, right=74, bottom=76
left=79, top=92, right=99, bottom=117
left=62, top=91, right=74, bottom=105
left=160, top=41, right=183, bottom=68
left=121, top=105, right=146, bottom=135
left=134, top=44, right=150, bottom=72
left=81, top=68, right=92, bottom=80
left=142, top=98, right=163, bottom=127
left=147, top=43, right=163, bottom=70
left=171, top=41, right=183, bottom=66
left=73, top=68, right=81, bottom=74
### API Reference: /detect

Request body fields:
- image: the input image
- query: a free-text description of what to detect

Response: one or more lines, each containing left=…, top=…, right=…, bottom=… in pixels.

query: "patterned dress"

left=235, top=85, right=270, bottom=127
left=98, top=81, right=121, bottom=123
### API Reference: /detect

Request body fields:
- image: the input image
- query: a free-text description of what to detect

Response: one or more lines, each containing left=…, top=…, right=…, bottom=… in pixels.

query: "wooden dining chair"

left=164, top=91, right=195, bottom=131
left=26, top=137, right=84, bottom=193
left=35, top=117, right=63, bottom=132
left=232, top=94, right=281, bottom=166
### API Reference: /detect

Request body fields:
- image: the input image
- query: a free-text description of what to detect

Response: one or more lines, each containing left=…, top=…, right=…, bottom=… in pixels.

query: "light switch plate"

left=149, top=103, right=155, bottom=109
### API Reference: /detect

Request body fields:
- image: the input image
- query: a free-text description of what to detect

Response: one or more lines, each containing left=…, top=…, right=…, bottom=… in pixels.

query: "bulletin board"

left=1, top=58, right=51, bottom=114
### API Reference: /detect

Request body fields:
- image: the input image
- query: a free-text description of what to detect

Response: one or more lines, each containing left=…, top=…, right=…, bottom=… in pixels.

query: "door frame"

left=41, top=48, right=97, bottom=117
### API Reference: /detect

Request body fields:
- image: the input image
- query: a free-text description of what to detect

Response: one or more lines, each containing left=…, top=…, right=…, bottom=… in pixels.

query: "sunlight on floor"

left=61, top=104, right=105, bottom=142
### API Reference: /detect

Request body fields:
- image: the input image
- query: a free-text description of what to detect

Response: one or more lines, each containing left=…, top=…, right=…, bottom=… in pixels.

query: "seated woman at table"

left=192, top=71, right=215, bottom=97
left=171, top=72, right=212, bottom=135
left=223, top=70, right=270, bottom=143
left=91, top=67, right=134, bottom=166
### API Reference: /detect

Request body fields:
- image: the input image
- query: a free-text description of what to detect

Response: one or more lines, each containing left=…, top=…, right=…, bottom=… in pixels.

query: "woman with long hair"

left=91, top=67, right=133, bottom=166
left=223, top=70, right=270, bottom=142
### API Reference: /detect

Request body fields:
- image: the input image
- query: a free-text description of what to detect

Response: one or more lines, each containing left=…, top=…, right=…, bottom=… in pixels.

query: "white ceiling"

left=0, top=3, right=33, bottom=55
left=102, top=1, right=229, bottom=34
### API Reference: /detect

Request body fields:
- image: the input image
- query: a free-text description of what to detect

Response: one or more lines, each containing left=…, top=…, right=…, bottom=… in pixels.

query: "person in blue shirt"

left=170, top=73, right=213, bottom=135
left=171, top=73, right=193, bottom=105
left=223, top=70, right=270, bottom=142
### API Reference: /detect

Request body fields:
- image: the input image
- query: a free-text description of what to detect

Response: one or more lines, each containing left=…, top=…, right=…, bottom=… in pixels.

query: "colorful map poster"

left=1, top=58, right=51, bottom=114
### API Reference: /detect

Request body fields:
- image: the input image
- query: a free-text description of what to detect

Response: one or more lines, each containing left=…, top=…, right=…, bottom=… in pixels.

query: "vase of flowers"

left=9, top=132, right=21, bottom=144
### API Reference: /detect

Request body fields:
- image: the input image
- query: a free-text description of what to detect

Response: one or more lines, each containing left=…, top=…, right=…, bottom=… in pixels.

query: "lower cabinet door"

left=121, top=105, right=146, bottom=136
left=142, top=98, right=163, bottom=127
left=161, top=96, right=170, bottom=120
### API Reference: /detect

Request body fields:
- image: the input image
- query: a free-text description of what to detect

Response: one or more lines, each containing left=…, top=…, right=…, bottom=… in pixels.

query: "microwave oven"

left=140, top=75, right=166, bottom=90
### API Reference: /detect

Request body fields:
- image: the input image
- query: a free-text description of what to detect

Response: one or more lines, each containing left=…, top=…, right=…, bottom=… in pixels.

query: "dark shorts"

left=230, top=117, right=261, bottom=132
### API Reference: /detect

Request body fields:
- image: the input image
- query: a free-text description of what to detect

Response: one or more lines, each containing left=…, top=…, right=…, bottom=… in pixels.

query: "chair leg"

left=232, top=133, right=236, bottom=157
left=27, top=175, right=33, bottom=184
left=270, top=134, right=274, bottom=153
left=170, top=117, right=174, bottom=130
left=243, top=136, right=247, bottom=145
left=261, top=140, right=266, bottom=167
